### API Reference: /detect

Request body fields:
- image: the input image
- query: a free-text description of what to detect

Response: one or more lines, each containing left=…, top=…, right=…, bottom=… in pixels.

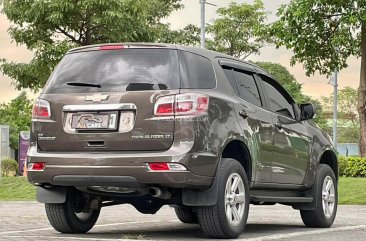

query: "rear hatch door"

left=36, top=46, right=179, bottom=152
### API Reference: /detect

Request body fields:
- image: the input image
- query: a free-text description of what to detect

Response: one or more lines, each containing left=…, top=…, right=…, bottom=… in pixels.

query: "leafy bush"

left=1, top=159, right=18, bottom=177
left=338, top=156, right=366, bottom=177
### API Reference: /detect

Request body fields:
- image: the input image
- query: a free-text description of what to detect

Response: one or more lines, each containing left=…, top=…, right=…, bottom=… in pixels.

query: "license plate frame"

left=71, top=112, right=118, bottom=130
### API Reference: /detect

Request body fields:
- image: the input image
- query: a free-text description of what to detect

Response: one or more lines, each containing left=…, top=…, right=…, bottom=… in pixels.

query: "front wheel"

left=300, top=164, right=338, bottom=228
left=45, top=189, right=101, bottom=233
left=197, top=158, right=250, bottom=239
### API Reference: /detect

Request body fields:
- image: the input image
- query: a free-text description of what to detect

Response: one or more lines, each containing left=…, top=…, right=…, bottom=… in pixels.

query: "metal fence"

left=337, top=143, right=360, bottom=157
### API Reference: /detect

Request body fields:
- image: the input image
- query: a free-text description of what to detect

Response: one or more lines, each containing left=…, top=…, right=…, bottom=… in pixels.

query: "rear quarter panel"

left=178, top=58, right=248, bottom=177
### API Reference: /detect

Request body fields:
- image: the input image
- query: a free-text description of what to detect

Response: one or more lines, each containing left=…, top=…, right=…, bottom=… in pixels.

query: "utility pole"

left=199, top=0, right=216, bottom=49
left=331, top=70, right=338, bottom=149
left=200, top=0, right=206, bottom=48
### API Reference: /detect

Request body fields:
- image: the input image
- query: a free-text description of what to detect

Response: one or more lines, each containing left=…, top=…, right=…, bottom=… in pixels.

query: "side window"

left=260, top=75, right=295, bottom=118
left=222, top=67, right=240, bottom=96
left=179, top=51, right=216, bottom=89
left=233, top=69, right=262, bottom=107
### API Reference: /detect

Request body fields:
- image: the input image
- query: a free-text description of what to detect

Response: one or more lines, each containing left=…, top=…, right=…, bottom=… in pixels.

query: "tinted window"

left=43, top=49, right=180, bottom=93
left=261, top=76, right=295, bottom=118
left=222, top=67, right=239, bottom=95
left=179, top=51, right=216, bottom=89
left=234, top=70, right=261, bottom=106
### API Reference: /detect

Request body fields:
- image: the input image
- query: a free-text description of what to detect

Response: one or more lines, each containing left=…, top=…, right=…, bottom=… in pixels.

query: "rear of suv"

left=28, top=43, right=338, bottom=239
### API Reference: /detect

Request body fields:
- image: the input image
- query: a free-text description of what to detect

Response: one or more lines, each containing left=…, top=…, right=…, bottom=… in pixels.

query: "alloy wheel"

left=225, top=173, right=246, bottom=226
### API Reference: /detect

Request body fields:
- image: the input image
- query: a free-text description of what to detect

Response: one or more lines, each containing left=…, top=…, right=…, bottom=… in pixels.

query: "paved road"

left=0, top=202, right=365, bottom=240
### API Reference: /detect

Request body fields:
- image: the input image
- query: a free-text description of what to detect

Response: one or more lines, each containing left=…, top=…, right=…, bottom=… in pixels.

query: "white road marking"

left=1, top=219, right=365, bottom=240
left=0, top=219, right=179, bottom=235
left=0, top=228, right=53, bottom=235
left=2, top=236, right=131, bottom=241
left=241, top=224, right=366, bottom=241
left=93, top=219, right=179, bottom=228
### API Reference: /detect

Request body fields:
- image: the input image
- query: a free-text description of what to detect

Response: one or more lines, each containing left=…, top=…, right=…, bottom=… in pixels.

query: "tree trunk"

left=358, top=22, right=366, bottom=157
left=84, top=20, right=92, bottom=46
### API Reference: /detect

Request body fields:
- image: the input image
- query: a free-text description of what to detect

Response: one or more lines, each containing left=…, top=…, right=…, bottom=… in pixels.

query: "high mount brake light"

left=154, top=93, right=209, bottom=116
left=99, top=45, right=124, bottom=50
left=32, top=99, right=51, bottom=119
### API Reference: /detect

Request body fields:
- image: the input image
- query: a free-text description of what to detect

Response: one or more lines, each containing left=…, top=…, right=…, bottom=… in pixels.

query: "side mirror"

left=299, top=103, right=315, bottom=120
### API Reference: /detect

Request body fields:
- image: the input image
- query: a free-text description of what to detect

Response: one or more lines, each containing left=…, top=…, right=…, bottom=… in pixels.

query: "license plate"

left=71, top=112, right=118, bottom=130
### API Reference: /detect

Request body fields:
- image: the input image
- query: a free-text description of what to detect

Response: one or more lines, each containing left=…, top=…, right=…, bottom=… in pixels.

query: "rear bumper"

left=27, top=142, right=216, bottom=189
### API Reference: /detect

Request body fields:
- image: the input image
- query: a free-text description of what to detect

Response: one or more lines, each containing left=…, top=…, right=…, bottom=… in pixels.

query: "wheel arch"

left=220, top=139, right=252, bottom=182
left=318, top=149, right=338, bottom=181
left=182, top=139, right=253, bottom=207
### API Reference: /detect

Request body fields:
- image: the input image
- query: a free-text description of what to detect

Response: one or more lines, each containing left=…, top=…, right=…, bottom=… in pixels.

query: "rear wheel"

left=45, top=189, right=100, bottom=233
left=174, top=207, right=198, bottom=223
left=197, top=158, right=249, bottom=239
left=300, top=164, right=337, bottom=228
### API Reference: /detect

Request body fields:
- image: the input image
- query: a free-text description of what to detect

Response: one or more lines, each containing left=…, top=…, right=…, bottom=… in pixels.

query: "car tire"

left=45, top=190, right=100, bottom=233
left=197, top=158, right=250, bottom=239
left=174, top=207, right=198, bottom=223
left=300, top=164, right=337, bottom=228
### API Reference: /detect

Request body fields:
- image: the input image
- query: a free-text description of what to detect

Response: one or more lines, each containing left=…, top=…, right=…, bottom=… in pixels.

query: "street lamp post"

left=200, top=0, right=206, bottom=48
left=332, top=69, right=338, bottom=149
left=199, top=0, right=216, bottom=49
left=329, top=69, right=338, bottom=149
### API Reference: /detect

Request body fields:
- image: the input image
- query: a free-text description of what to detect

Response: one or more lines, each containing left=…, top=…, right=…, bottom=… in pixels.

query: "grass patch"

left=0, top=176, right=365, bottom=205
left=0, top=176, right=36, bottom=201
left=338, top=177, right=366, bottom=205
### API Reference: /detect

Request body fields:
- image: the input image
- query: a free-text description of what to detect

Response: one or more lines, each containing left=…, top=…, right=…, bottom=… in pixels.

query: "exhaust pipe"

left=149, top=187, right=171, bottom=199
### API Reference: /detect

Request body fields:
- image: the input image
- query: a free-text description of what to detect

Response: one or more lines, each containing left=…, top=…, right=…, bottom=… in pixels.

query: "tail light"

left=32, top=98, right=51, bottom=119
left=154, top=93, right=209, bottom=116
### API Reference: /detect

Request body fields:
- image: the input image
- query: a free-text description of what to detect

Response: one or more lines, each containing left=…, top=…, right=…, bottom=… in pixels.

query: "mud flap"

left=182, top=172, right=219, bottom=206
left=292, top=177, right=319, bottom=210
left=37, top=186, right=67, bottom=204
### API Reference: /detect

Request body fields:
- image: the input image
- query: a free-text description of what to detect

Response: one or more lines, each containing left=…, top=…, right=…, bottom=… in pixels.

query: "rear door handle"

left=239, top=110, right=249, bottom=119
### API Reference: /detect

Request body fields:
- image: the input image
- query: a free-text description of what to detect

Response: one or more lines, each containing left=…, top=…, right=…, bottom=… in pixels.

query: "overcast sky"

left=0, top=0, right=360, bottom=102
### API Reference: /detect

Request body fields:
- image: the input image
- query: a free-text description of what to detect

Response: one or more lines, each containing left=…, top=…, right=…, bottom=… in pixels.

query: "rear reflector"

left=99, top=45, right=124, bottom=50
left=148, top=163, right=187, bottom=171
left=154, top=93, right=209, bottom=116
left=28, top=162, right=46, bottom=171
left=149, top=163, right=169, bottom=171
left=32, top=98, right=51, bottom=119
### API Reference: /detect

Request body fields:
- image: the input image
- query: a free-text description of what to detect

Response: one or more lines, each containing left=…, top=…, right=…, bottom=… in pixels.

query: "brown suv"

left=28, top=43, right=338, bottom=239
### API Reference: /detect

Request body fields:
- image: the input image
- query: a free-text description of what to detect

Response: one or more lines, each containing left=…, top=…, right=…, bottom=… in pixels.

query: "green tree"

left=165, top=24, right=201, bottom=47
left=0, top=0, right=184, bottom=91
left=0, top=92, right=32, bottom=150
left=206, top=0, right=269, bottom=59
left=254, top=61, right=325, bottom=126
left=271, top=0, right=366, bottom=156
left=321, top=87, right=358, bottom=123
left=321, top=87, right=359, bottom=143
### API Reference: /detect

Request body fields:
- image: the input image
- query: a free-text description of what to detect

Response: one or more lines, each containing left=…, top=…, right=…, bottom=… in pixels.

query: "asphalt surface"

left=0, top=202, right=365, bottom=241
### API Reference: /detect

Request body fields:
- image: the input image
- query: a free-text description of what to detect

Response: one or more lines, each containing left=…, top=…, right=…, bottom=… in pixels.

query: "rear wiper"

left=66, top=82, right=101, bottom=88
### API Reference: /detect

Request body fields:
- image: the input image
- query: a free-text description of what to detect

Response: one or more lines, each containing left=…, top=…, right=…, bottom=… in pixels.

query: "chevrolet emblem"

left=85, top=93, right=110, bottom=102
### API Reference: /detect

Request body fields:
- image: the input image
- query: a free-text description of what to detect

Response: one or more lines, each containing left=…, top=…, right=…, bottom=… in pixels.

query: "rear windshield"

left=43, top=49, right=180, bottom=93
